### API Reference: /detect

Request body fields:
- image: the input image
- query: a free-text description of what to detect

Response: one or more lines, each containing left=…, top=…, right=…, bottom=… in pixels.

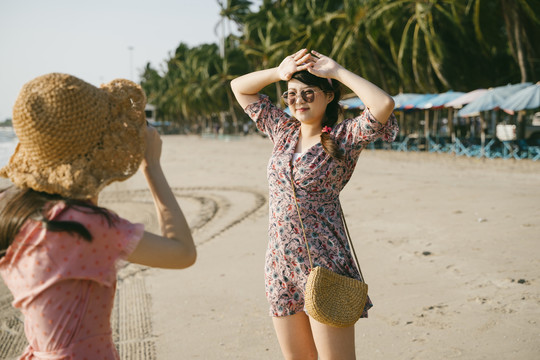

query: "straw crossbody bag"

left=290, top=173, right=368, bottom=328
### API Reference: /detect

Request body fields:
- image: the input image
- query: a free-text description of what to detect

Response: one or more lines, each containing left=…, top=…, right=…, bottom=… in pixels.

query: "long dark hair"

left=0, top=186, right=114, bottom=259
left=290, top=71, right=343, bottom=160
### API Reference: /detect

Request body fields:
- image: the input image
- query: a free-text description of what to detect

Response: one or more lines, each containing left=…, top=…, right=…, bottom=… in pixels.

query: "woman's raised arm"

left=127, top=126, right=196, bottom=269
left=306, top=50, right=395, bottom=124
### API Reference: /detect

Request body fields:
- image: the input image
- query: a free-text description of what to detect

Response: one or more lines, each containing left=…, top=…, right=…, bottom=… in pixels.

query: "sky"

left=0, top=0, right=261, bottom=122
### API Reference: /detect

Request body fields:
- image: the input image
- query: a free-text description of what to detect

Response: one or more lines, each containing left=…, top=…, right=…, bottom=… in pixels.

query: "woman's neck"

left=300, top=122, right=322, bottom=137
left=296, top=123, right=322, bottom=153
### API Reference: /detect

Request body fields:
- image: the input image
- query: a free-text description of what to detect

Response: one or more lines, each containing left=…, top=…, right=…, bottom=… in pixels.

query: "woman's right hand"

left=140, top=124, right=162, bottom=170
left=277, top=49, right=312, bottom=81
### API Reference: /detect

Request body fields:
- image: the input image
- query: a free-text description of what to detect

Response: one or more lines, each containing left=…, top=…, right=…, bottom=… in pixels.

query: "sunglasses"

left=281, top=89, right=324, bottom=105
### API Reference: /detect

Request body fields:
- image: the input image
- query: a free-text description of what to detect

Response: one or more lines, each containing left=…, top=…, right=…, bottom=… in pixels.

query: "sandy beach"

left=1, top=135, right=539, bottom=359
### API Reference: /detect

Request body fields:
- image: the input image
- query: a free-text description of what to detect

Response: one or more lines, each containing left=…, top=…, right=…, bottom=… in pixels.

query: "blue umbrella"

left=458, top=83, right=532, bottom=117
left=417, top=91, right=465, bottom=109
left=392, top=93, right=424, bottom=110
left=501, top=82, right=540, bottom=113
left=340, top=97, right=365, bottom=109
left=405, top=94, right=438, bottom=109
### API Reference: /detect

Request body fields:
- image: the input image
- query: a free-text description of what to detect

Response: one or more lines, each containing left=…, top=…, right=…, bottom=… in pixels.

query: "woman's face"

left=286, top=79, right=334, bottom=126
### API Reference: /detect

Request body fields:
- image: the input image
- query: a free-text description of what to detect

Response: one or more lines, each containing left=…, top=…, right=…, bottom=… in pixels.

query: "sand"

left=1, top=135, right=539, bottom=359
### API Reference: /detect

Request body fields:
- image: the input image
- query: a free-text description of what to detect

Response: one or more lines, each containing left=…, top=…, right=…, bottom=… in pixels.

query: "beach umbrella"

left=415, top=91, right=466, bottom=139
left=392, top=93, right=424, bottom=110
left=501, top=82, right=540, bottom=113
left=445, top=89, right=488, bottom=109
left=458, top=83, right=532, bottom=117
left=392, top=94, right=424, bottom=135
left=340, top=97, right=365, bottom=109
left=404, top=94, right=438, bottom=110
left=417, top=91, right=465, bottom=109
left=397, top=94, right=437, bottom=137
left=401, top=94, right=438, bottom=137
left=457, top=83, right=531, bottom=155
left=392, top=93, right=437, bottom=137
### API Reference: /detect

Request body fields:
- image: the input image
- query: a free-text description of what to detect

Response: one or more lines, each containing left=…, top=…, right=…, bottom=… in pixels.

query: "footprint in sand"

left=100, top=186, right=267, bottom=246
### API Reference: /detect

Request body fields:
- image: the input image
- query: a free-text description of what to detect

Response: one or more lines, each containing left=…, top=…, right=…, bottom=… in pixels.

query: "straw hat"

left=0, top=73, right=147, bottom=199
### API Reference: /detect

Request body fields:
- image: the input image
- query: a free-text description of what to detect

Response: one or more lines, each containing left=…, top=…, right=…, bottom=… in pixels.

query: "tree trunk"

left=511, top=7, right=527, bottom=82
left=501, top=0, right=527, bottom=82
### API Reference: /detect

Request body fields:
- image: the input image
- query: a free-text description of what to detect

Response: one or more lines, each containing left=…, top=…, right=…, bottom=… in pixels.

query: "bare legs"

left=273, top=312, right=317, bottom=360
left=309, top=316, right=356, bottom=360
left=273, top=311, right=356, bottom=360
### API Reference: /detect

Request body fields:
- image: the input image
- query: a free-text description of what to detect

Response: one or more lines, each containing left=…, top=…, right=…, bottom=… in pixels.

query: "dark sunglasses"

left=281, top=89, right=324, bottom=105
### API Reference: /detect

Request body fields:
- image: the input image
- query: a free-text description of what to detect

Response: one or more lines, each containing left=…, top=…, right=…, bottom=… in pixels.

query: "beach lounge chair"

left=502, top=141, right=520, bottom=160
left=453, top=138, right=472, bottom=157
left=427, top=136, right=443, bottom=153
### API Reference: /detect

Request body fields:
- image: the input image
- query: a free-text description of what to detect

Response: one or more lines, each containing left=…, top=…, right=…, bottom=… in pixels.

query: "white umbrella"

left=458, top=83, right=532, bottom=117
left=444, top=89, right=488, bottom=109
left=501, top=82, right=540, bottom=113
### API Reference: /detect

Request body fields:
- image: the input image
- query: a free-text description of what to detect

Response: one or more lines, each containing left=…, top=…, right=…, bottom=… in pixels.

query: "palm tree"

left=466, top=0, right=540, bottom=83
left=211, top=35, right=251, bottom=133
left=239, top=2, right=292, bottom=105
left=140, top=63, right=165, bottom=119
left=369, top=0, right=467, bottom=92
left=215, top=0, right=253, bottom=133
left=141, top=0, right=540, bottom=134
left=216, top=0, right=252, bottom=57
left=238, top=0, right=346, bottom=104
left=323, top=0, right=397, bottom=93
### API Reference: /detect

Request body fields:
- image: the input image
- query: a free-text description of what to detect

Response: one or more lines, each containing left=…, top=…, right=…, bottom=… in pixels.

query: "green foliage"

left=140, top=0, right=540, bottom=129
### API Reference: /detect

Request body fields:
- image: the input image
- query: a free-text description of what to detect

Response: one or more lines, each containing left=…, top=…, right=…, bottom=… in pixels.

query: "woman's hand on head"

left=278, top=49, right=313, bottom=81
left=305, top=50, right=343, bottom=80
left=140, top=124, right=162, bottom=170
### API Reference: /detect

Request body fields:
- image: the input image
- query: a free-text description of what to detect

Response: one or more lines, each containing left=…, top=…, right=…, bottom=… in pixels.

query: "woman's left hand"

left=305, top=50, right=343, bottom=80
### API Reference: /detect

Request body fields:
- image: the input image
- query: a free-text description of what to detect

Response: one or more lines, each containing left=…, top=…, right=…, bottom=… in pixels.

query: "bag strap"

left=290, top=176, right=314, bottom=270
left=338, top=203, right=365, bottom=282
left=289, top=170, right=365, bottom=282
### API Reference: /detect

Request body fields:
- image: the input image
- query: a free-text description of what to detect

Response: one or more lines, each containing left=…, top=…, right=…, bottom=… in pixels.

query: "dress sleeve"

left=244, top=95, right=292, bottom=144
left=334, top=108, right=399, bottom=157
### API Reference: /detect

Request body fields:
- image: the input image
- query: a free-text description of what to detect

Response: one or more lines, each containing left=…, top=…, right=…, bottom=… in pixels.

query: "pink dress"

left=0, top=202, right=144, bottom=360
left=245, top=95, right=398, bottom=317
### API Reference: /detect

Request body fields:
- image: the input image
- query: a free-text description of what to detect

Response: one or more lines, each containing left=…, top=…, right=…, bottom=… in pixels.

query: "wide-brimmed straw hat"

left=0, top=73, right=147, bottom=199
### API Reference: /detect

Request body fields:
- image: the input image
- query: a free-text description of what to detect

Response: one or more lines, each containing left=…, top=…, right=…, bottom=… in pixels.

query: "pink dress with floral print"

left=0, top=202, right=144, bottom=359
left=245, top=95, right=398, bottom=317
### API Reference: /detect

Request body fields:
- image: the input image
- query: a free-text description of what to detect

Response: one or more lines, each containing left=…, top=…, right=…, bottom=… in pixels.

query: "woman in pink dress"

left=231, top=49, right=397, bottom=359
left=0, top=73, right=196, bottom=359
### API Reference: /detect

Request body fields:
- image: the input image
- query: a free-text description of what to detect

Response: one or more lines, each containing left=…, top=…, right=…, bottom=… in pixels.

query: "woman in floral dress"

left=231, top=49, right=398, bottom=359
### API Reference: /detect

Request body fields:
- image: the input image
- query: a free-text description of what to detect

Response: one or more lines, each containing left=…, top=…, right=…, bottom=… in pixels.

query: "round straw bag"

left=305, top=266, right=368, bottom=328
left=290, top=171, right=368, bottom=328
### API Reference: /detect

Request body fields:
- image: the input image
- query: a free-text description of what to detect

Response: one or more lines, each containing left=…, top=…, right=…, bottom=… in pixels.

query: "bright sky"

left=0, top=0, right=261, bottom=121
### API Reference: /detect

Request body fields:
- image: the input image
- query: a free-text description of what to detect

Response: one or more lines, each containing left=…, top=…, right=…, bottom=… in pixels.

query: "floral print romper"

left=245, top=95, right=398, bottom=318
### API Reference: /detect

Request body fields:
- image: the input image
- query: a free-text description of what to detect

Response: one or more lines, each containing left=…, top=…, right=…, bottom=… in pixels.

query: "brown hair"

left=290, top=71, right=344, bottom=160
left=0, top=187, right=114, bottom=259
